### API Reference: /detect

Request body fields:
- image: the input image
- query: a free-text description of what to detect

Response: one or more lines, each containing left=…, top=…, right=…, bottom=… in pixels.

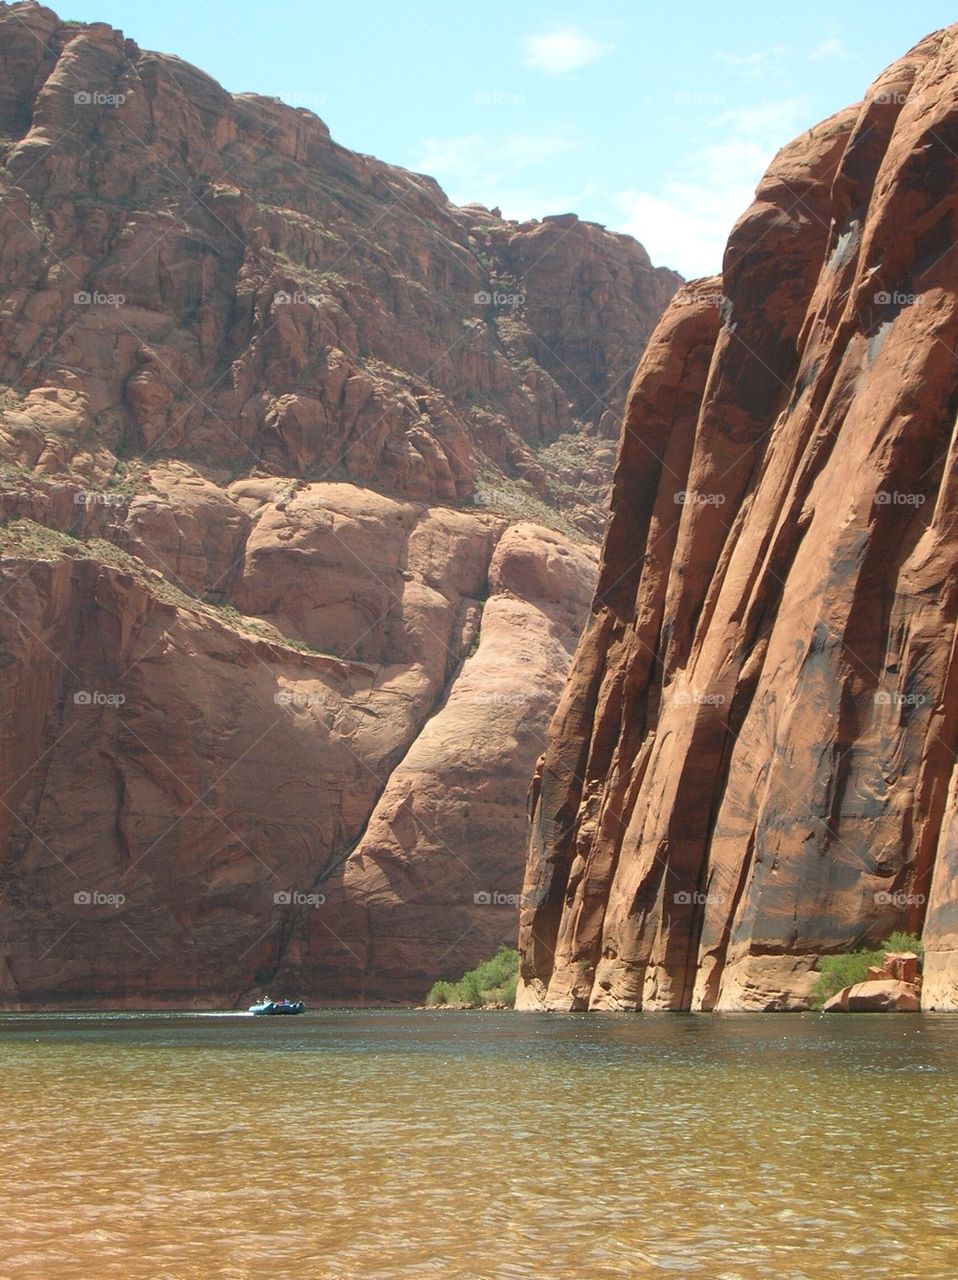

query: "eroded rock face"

left=0, top=488, right=596, bottom=1005
left=0, top=3, right=679, bottom=530
left=0, top=2, right=681, bottom=1005
left=518, top=27, right=958, bottom=1012
left=331, top=523, right=598, bottom=999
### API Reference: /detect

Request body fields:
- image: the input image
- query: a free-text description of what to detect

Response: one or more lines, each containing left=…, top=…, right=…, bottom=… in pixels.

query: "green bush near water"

left=811, top=932, right=923, bottom=1008
left=881, top=931, right=925, bottom=960
left=426, top=946, right=519, bottom=1008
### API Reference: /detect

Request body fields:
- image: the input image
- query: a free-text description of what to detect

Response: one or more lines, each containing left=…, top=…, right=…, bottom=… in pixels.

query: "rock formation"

left=822, top=951, right=922, bottom=1011
left=0, top=2, right=680, bottom=1005
left=518, top=26, right=958, bottom=1012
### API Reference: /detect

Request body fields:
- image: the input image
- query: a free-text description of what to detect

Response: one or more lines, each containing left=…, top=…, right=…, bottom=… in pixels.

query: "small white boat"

left=248, top=997, right=305, bottom=1016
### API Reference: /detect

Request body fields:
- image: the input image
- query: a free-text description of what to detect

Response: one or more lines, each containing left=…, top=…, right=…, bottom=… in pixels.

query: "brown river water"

left=1, top=1010, right=956, bottom=1279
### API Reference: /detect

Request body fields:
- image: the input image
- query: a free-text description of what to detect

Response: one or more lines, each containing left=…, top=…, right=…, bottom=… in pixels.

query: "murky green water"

left=1, top=1010, right=956, bottom=1279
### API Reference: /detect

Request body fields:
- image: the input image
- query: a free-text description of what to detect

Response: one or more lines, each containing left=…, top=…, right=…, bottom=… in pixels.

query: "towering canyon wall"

left=0, top=3, right=680, bottom=1005
left=518, top=27, right=958, bottom=1011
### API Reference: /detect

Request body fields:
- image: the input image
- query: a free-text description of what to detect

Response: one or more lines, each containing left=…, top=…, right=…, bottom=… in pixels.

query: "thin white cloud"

left=711, top=98, right=807, bottom=139
left=412, top=132, right=578, bottom=202
left=523, top=26, right=613, bottom=75
left=712, top=44, right=787, bottom=78
left=615, top=100, right=808, bottom=277
left=809, top=37, right=854, bottom=61
left=616, top=144, right=766, bottom=278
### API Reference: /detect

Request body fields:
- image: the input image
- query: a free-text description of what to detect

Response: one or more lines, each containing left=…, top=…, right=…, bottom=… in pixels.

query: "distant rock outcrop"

left=0, top=2, right=679, bottom=1005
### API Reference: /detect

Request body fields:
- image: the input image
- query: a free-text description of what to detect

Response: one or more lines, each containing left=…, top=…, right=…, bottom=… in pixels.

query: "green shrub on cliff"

left=811, top=932, right=923, bottom=1008
left=426, top=946, right=519, bottom=1008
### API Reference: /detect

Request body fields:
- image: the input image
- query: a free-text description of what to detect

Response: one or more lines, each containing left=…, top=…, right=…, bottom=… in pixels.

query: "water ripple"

left=1, top=1011, right=957, bottom=1278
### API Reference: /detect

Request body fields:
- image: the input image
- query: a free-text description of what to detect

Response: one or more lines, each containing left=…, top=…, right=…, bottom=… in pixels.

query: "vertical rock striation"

left=519, top=27, right=958, bottom=1011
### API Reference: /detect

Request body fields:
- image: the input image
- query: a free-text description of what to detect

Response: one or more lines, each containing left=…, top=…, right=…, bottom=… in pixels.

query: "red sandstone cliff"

left=518, top=26, right=958, bottom=1011
left=0, top=2, right=680, bottom=1005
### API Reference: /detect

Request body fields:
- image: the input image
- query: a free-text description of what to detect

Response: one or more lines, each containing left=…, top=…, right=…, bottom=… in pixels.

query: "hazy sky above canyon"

left=58, top=0, right=958, bottom=277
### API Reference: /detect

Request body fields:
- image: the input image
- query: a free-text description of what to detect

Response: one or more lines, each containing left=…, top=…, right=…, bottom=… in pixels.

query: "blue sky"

left=57, top=1, right=957, bottom=277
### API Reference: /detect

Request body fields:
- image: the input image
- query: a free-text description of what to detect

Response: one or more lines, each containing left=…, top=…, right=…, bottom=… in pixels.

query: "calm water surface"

left=1, top=1010, right=956, bottom=1279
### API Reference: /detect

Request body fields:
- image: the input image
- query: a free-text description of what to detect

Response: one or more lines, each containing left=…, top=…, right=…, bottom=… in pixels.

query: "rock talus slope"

left=518, top=27, right=958, bottom=1011
left=0, top=3, right=680, bottom=1005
